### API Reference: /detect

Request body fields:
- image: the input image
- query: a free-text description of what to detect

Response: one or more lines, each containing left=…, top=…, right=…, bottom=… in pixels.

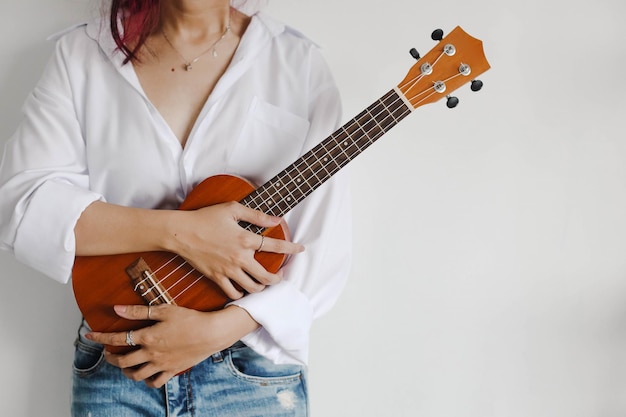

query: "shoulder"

left=36, top=18, right=123, bottom=92
left=251, top=11, right=331, bottom=74
left=43, top=17, right=122, bottom=74
left=46, top=17, right=116, bottom=56
left=44, top=21, right=95, bottom=67
left=46, top=22, right=89, bottom=42
left=254, top=11, right=320, bottom=49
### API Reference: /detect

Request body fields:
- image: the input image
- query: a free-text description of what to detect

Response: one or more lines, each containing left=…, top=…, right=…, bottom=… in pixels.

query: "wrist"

left=201, top=305, right=260, bottom=349
left=159, top=210, right=190, bottom=254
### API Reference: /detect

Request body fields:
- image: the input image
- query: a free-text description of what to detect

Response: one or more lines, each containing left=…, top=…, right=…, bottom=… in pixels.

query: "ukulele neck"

left=240, top=89, right=412, bottom=223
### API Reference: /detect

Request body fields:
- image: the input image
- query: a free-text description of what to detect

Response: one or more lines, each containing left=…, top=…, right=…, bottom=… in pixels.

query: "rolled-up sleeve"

left=0, top=39, right=103, bottom=283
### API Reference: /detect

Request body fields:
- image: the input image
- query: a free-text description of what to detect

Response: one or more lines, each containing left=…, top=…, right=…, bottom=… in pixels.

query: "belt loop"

left=211, top=350, right=224, bottom=363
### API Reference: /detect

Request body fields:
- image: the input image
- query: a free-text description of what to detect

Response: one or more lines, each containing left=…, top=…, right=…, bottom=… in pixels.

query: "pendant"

left=185, top=63, right=193, bottom=71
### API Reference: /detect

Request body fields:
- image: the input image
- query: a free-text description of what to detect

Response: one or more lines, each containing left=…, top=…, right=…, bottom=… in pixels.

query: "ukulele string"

left=165, top=270, right=205, bottom=303
left=130, top=256, right=179, bottom=304
left=134, top=257, right=187, bottom=304
left=430, top=50, right=447, bottom=71
left=398, top=49, right=446, bottom=95
left=144, top=255, right=209, bottom=303
left=241, top=108, right=412, bottom=223
left=246, top=91, right=414, bottom=217
left=157, top=262, right=193, bottom=293
left=400, top=72, right=426, bottom=98
left=399, top=50, right=464, bottom=108
left=407, top=70, right=465, bottom=108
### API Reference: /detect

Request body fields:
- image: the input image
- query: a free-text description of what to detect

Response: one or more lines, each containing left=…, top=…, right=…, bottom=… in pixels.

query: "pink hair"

left=109, top=0, right=161, bottom=63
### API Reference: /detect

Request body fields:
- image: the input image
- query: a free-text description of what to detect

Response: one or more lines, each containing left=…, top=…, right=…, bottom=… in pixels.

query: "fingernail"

left=85, top=333, right=94, bottom=340
left=114, top=305, right=127, bottom=314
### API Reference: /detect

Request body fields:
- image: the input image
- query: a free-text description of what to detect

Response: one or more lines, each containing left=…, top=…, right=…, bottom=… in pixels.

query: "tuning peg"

left=446, top=95, right=459, bottom=108
left=470, top=80, right=484, bottom=92
left=431, top=29, right=444, bottom=41
left=409, top=48, right=421, bottom=60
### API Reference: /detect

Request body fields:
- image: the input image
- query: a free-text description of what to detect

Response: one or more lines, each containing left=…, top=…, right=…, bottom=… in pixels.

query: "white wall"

left=2, top=0, right=626, bottom=416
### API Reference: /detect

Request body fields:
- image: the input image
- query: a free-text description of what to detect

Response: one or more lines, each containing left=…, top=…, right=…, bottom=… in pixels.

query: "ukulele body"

left=72, top=174, right=288, bottom=353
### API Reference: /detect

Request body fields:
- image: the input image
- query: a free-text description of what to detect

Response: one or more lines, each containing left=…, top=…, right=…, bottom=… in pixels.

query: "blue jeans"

left=71, top=321, right=309, bottom=416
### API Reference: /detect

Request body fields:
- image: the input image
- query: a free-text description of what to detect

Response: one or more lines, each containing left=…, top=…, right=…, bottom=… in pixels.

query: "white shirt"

left=0, top=11, right=352, bottom=365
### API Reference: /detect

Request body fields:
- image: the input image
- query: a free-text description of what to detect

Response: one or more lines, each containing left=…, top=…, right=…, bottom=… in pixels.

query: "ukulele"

left=72, top=26, right=491, bottom=353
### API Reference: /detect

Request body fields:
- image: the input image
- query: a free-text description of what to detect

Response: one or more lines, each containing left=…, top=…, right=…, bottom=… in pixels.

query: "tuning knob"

left=431, top=29, right=444, bottom=41
left=446, top=95, right=459, bottom=108
left=470, top=80, right=484, bottom=92
left=409, top=48, right=421, bottom=60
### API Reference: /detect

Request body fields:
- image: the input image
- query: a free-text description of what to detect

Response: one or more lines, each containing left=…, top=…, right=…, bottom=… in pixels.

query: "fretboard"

left=240, top=89, right=412, bottom=231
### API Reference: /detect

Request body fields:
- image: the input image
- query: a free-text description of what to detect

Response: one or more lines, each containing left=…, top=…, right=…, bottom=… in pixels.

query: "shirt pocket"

left=226, top=97, right=310, bottom=186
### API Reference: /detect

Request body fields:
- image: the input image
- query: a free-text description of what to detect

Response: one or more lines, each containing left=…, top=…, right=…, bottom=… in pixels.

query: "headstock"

left=396, top=26, right=491, bottom=110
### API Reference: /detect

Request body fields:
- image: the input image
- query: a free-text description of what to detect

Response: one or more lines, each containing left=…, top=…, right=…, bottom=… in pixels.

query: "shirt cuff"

left=229, top=280, right=314, bottom=365
left=13, top=180, right=103, bottom=283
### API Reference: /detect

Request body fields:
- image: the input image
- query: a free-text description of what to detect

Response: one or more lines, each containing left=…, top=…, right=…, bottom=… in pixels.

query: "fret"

left=312, top=142, right=341, bottom=175
left=301, top=153, right=331, bottom=185
left=374, top=99, right=398, bottom=129
left=285, top=169, right=307, bottom=202
left=365, top=107, right=385, bottom=140
left=267, top=180, right=283, bottom=206
left=349, top=117, right=370, bottom=153
left=335, top=127, right=354, bottom=165
left=300, top=156, right=324, bottom=185
left=272, top=171, right=303, bottom=214
left=276, top=172, right=297, bottom=209
left=313, top=151, right=334, bottom=179
left=341, top=120, right=365, bottom=157
left=384, top=91, right=410, bottom=123
left=368, top=100, right=389, bottom=127
left=241, top=89, right=411, bottom=220
left=255, top=188, right=274, bottom=210
left=359, top=97, right=394, bottom=145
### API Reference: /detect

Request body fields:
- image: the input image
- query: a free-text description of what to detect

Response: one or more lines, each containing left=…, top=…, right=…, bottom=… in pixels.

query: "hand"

left=86, top=304, right=259, bottom=388
left=169, top=202, right=304, bottom=299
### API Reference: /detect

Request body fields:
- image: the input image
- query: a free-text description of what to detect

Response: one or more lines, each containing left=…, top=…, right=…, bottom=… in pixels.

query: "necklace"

left=162, top=21, right=231, bottom=71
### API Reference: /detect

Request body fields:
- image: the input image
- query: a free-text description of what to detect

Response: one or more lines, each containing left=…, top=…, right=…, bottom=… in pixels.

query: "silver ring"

left=147, top=305, right=152, bottom=320
left=256, top=235, right=265, bottom=252
left=126, top=330, right=136, bottom=347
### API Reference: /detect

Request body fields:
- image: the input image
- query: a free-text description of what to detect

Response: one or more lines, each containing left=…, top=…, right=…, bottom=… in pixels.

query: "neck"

left=160, top=0, right=232, bottom=41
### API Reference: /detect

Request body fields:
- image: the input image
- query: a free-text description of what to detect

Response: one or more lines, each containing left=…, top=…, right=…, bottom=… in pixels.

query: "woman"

left=0, top=0, right=351, bottom=415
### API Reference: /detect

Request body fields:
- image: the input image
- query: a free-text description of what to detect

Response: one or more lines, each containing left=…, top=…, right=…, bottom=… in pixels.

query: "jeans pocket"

left=226, top=346, right=303, bottom=386
left=72, top=322, right=105, bottom=377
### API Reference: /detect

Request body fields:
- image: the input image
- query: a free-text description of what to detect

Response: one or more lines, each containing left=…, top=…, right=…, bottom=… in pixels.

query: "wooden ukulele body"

left=72, top=174, right=288, bottom=353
